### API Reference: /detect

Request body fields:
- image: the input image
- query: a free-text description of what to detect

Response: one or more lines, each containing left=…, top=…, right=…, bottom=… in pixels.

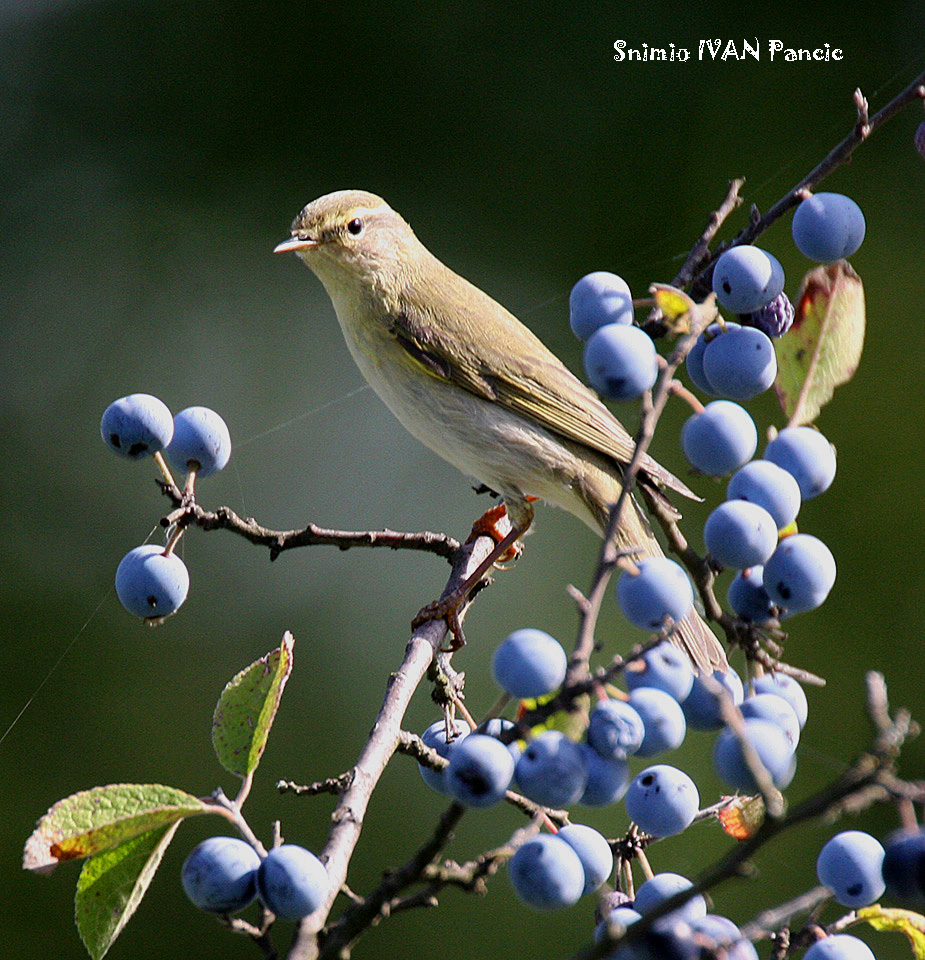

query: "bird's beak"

left=273, top=236, right=319, bottom=254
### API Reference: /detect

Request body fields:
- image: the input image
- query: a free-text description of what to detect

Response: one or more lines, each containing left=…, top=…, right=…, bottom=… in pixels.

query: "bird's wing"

left=390, top=275, right=697, bottom=500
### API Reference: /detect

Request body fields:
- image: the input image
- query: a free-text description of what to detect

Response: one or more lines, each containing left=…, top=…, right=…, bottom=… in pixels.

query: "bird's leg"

left=412, top=501, right=534, bottom=650
left=465, top=501, right=527, bottom=567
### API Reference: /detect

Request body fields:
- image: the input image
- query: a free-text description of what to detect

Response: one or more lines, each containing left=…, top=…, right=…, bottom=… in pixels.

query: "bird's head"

left=274, top=190, right=423, bottom=296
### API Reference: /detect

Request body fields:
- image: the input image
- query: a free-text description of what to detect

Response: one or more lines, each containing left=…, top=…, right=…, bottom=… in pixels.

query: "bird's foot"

left=466, top=500, right=535, bottom=567
left=413, top=505, right=533, bottom=651
left=412, top=591, right=468, bottom=650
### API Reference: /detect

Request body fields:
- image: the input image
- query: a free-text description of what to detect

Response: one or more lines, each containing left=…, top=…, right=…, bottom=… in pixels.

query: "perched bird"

left=275, top=190, right=726, bottom=673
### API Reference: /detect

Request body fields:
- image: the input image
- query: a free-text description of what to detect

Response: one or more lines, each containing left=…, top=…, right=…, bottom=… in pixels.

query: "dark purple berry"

left=915, top=121, right=925, bottom=161
left=739, top=292, right=795, bottom=338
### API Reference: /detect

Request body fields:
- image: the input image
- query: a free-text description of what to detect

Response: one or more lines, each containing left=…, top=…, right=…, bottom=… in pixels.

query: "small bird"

left=275, top=190, right=726, bottom=673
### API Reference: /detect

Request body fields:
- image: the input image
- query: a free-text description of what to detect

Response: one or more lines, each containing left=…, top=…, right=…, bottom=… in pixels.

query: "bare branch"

left=157, top=479, right=460, bottom=562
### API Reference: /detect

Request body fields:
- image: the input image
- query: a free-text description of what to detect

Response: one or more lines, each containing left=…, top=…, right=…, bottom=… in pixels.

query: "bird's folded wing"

left=388, top=297, right=698, bottom=501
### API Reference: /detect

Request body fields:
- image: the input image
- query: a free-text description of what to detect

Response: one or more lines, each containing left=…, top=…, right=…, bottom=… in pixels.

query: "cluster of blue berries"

left=688, top=420, right=838, bottom=620
left=101, top=393, right=232, bottom=623
left=595, top=872, right=759, bottom=959
left=571, top=197, right=861, bottom=641
left=415, top=628, right=806, bottom=914
left=414, top=623, right=925, bottom=959
left=590, top=826, right=900, bottom=959
left=571, top=192, right=865, bottom=405
left=181, top=837, right=328, bottom=921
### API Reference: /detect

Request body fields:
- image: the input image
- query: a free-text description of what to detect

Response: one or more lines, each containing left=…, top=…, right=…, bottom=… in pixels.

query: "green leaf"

left=774, top=260, right=865, bottom=426
left=23, top=783, right=205, bottom=874
left=857, top=905, right=925, bottom=958
left=75, top=821, right=181, bottom=960
left=212, top=631, right=294, bottom=777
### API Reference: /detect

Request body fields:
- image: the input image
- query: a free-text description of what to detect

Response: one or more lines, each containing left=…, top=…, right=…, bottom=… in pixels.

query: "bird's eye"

left=347, top=217, right=364, bottom=236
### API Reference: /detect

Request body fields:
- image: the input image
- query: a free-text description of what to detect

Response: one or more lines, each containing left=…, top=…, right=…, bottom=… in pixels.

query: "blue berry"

left=570, top=271, right=634, bottom=340
left=765, top=426, right=836, bottom=499
left=115, top=544, right=189, bottom=622
left=583, top=324, right=659, bottom=400
left=625, top=642, right=694, bottom=702
left=762, top=534, right=836, bottom=614
left=816, top=830, right=885, bottom=907
left=792, top=193, right=866, bottom=262
left=701, top=326, right=778, bottom=400
left=587, top=699, right=645, bottom=760
left=515, top=731, right=588, bottom=808
left=181, top=836, right=260, bottom=913
left=686, top=322, right=740, bottom=396
left=508, top=834, right=585, bottom=909
left=101, top=394, right=174, bottom=459
left=681, top=400, right=757, bottom=476
left=712, top=246, right=785, bottom=313
left=704, top=500, right=778, bottom=569
left=557, top=823, right=613, bottom=895
left=740, top=693, right=800, bottom=751
left=445, top=733, right=515, bottom=807
left=803, top=935, right=876, bottom=960
left=478, top=717, right=522, bottom=764
left=628, top=687, right=687, bottom=756
left=753, top=673, right=808, bottom=728
left=728, top=566, right=777, bottom=622
left=739, top=291, right=795, bottom=338
left=595, top=890, right=635, bottom=925
left=256, top=844, right=328, bottom=920
left=882, top=828, right=925, bottom=904
left=492, top=628, right=567, bottom=699
left=713, top=718, right=796, bottom=791
left=578, top=743, right=630, bottom=806
left=166, top=406, right=232, bottom=477
left=595, top=905, right=643, bottom=948
left=634, top=872, right=707, bottom=924
left=688, top=916, right=760, bottom=960
left=916, top=121, right=925, bottom=160
left=682, top=668, right=744, bottom=731
left=617, top=557, right=694, bottom=632
left=625, top=764, right=699, bottom=837
left=727, top=460, right=802, bottom=529
left=418, top=719, right=470, bottom=794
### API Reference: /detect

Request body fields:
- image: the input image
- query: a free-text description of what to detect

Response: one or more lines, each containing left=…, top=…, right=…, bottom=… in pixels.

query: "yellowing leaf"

left=23, top=784, right=205, bottom=874
left=717, top=794, right=766, bottom=839
left=774, top=261, right=865, bottom=426
left=75, top=822, right=181, bottom=960
left=857, top=905, right=925, bottom=958
left=652, top=284, right=696, bottom=323
left=212, top=632, right=294, bottom=777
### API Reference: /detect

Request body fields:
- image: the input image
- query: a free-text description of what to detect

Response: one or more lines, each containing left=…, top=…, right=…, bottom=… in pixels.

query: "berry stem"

left=152, top=450, right=176, bottom=488
left=162, top=523, right=186, bottom=558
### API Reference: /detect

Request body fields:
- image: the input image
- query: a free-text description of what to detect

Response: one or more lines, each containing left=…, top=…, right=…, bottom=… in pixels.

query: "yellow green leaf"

left=212, top=631, right=294, bottom=777
left=652, top=284, right=696, bottom=323
left=23, top=784, right=205, bottom=874
left=75, top=822, right=181, bottom=960
left=774, top=261, right=865, bottom=426
left=857, top=904, right=925, bottom=958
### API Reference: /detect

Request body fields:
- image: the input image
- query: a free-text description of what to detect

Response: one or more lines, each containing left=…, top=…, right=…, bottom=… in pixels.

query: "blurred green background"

left=3, top=2, right=923, bottom=958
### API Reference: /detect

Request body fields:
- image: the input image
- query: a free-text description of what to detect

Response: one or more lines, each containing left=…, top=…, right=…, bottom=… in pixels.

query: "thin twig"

left=690, top=70, right=925, bottom=297
left=157, top=480, right=460, bottom=561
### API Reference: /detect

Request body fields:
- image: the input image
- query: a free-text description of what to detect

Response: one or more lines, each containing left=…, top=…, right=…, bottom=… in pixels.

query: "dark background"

left=2, top=2, right=923, bottom=958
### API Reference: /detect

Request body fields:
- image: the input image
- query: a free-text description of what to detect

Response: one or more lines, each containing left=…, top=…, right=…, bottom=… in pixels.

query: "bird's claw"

left=412, top=596, right=467, bottom=651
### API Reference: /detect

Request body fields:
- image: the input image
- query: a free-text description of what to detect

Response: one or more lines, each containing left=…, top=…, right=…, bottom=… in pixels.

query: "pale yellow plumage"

left=276, top=190, right=726, bottom=673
